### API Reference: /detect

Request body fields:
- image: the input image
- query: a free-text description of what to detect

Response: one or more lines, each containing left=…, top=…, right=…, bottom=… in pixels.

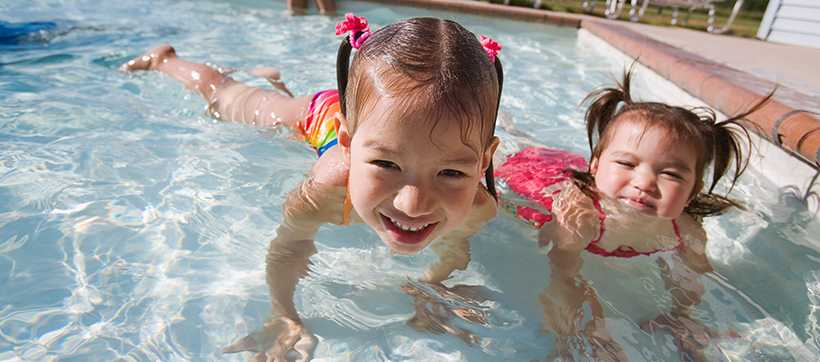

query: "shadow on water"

left=0, top=20, right=180, bottom=71
left=0, top=20, right=60, bottom=46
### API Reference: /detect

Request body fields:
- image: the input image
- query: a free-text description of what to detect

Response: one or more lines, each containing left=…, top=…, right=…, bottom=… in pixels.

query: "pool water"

left=1, top=0, right=819, bottom=360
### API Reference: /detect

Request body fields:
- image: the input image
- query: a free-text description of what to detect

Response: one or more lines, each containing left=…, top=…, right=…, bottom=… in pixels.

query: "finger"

left=452, top=307, right=488, bottom=325
left=293, top=331, right=317, bottom=362
left=222, top=335, right=259, bottom=353
left=252, top=352, right=267, bottom=362
left=268, top=324, right=301, bottom=362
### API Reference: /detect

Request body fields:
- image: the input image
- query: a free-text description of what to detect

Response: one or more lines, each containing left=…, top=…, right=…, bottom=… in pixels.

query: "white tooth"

left=387, top=215, right=430, bottom=232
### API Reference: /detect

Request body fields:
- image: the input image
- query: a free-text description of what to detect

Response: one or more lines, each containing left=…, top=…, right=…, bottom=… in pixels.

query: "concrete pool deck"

left=363, top=0, right=820, bottom=170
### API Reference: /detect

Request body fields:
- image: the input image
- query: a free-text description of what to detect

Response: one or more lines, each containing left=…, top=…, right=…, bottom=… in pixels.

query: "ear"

left=335, top=112, right=352, bottom=163
left=589, top=157, right=599, bottom=175
left=481, top=136, right=501, bottom=173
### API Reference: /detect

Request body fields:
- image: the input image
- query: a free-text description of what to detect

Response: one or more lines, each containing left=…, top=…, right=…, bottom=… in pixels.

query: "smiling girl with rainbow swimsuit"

left=121, top=14, right=506, bottom=360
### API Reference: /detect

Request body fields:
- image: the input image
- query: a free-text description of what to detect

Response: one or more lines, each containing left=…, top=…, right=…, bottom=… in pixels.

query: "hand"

left=223, top=317, right=316, bottom=362
left=583, top=319, right=627, bottom=362
left=540, top=280, right=626, bottom=361
left=641, top=311, right=738, bottom=362
left=544, top=325, right=625, bottom=362
left=401, top=281, right=490, bottom=345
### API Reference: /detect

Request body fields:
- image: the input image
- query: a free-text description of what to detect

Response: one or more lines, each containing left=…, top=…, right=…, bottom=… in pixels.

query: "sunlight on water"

left=1, top=0, right=819, bottom=360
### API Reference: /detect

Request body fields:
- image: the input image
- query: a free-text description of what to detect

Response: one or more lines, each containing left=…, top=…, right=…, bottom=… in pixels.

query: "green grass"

left=482, top=0, right=765, bottom=38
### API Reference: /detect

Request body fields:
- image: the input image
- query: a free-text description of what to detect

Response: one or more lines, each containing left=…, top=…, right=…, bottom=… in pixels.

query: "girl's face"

left=339, top=97, right=498, bottom=255
left=591, top=120, right=699, bottom=219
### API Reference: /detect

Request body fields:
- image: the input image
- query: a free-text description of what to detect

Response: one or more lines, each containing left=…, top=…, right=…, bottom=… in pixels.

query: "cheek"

left=660, top=182, right=694, bottom=214
left=348, top=167, right=391, bottom=207
left=441, top=183, right=479, bottom=220
left=593, top=166, right=625, bottom=197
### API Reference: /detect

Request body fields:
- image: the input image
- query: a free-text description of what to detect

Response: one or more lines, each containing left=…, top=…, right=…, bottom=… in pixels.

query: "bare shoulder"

left=308, top=146, right=349, bottom=188
left=677, top=213, right=707, bottom=244
left=283, top=150, right=348, bottom=227
left=675, top=213, right=713, bottom=273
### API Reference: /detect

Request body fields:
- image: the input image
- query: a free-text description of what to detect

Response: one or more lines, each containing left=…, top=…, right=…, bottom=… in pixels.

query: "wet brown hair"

left=336, top=17, right=503, bottom=199
left=574, top=70, right=772, bottom=216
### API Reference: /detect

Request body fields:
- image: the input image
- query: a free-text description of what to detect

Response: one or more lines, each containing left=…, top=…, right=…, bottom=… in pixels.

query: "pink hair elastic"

left=480, top=35, right=501, bottom=62
left=336, top=13, right=371, bottom=49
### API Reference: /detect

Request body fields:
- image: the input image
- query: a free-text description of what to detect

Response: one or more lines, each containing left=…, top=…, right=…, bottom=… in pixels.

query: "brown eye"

left=439, top=169, right=466, bottom=178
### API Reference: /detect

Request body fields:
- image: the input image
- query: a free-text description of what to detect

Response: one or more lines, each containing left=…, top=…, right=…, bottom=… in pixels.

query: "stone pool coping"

left=360, top=0, right=820, bottom=168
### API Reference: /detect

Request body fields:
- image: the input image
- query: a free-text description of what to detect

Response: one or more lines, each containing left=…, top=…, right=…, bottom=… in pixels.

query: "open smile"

left=379, top=213, right=438, bottom=245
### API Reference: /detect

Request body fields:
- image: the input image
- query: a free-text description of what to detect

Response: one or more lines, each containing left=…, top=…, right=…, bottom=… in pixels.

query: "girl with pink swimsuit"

left=496, top=71, right=771, bottom=360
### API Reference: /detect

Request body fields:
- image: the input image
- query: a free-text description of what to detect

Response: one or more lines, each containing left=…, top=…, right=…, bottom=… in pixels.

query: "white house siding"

left=758, top=0, right=820, bottom=48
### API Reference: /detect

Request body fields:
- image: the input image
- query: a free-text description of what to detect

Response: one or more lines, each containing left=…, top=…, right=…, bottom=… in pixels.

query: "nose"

left=393, top=184, right=436, bottom=218
left=632, top=168, right=658, bottom=194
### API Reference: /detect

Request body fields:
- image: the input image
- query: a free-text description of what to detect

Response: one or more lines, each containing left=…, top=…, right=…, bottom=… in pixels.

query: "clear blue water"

left=1, top=0, right=819, bottom=360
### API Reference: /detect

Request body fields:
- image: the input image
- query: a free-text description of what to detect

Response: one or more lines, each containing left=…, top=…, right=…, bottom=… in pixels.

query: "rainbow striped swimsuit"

left=301, top=89, right=341, bottom=156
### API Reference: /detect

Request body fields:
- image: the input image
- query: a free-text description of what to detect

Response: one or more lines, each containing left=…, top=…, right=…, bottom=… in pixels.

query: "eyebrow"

left=660, top=159, right=694, bottom=172
left=442, top=155, right=479, bottom=166
left=363, top=142, right=400, bottom=157
left=363, top=141, right=479, bottom=165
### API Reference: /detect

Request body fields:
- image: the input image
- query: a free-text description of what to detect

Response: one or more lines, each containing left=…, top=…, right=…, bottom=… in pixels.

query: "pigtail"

left=484, top=58, right=504, bottom=201
left=336, top=37, right=353, bottom=116
left=710, top=117, right=750, bottom=195
left=711, top=91, right=772, bottom=192
left=686, top=91, right=773, bottom=216
left=582, top=70, right=632, bottom=155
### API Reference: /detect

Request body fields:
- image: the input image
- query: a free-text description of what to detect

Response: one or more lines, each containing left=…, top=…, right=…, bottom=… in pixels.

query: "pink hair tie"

left=336, top=13, right=371, bottom=49
left=480, top=35, right=501, bottom=62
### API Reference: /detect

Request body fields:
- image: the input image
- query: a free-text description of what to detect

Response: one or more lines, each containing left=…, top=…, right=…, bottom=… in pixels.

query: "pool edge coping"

left=358, top=0, right=820, bottom=168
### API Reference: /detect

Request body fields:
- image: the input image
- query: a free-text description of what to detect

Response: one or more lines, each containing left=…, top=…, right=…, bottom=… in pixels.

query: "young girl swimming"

left=123, top=14, right=503, bottom=361
left=495, top=71, right=770, bottom=360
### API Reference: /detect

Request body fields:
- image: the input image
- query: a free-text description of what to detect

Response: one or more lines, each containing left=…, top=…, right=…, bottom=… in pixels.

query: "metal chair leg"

left=708, top=0, right=745, bottom=34
left=605, top=0, right=625, bottom=19
left=670, top=6, right=680, bottom=25
left=628, top=0, right=646, bottom=22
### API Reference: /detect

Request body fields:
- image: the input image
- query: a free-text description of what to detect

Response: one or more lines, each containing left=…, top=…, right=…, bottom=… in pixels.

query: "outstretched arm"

left=642, top=220, right=733, bottom=362
left=666, top=228, right=713, bottom=311
left=538, top=186, right=626, bottom=361
left=540, top=228, right=626, bottom=361
left=264, top=179, right=346, bottom=318
left=224, top=178, right=345, bottom=361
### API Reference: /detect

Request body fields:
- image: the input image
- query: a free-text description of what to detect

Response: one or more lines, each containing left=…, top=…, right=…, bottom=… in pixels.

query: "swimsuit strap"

left=342, top=188, right=352, bottom=226
left=672, top=219, right=683, bottom=247
left=589, top=198, right=607, bottom=244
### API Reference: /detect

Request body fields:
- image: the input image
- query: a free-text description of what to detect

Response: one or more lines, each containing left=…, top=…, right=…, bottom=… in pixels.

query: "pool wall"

left=356, top=0, right=820, bottom=217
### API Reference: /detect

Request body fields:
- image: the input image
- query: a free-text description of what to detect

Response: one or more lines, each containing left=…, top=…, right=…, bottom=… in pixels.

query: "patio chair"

left=581, top=0, right=745, bottom=34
